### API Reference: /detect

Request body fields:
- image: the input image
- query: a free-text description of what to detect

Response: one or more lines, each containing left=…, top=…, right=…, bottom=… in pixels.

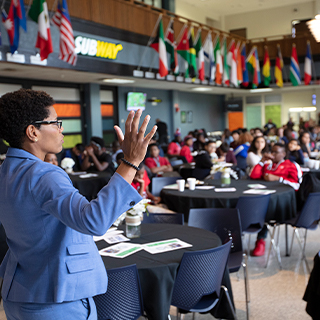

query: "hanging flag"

left=246, top=46, right=261, bottom=88
left=228, top=40, right=237, bottom=87
left=241, top=44, right=249, bottom=87
left=176, top=25, right=190, bottom=77
left=51, top=0, right=77, bottom=65
left=289, top=44, right=301, bottom=86
left=2, top=0, right=27, bottom=54
left=203, top=32, right=215, bottom=82
left=214, top=37, right=223, bottom=85
left=194, top=29, right=204, bottom=81
left=262, top=46, right=271, bottom=86
left=164, top=19, right=179, bottom=75
left=29, top=0, right=53, bottom=60
left=275, top=45, right=284, bottom=88
left=222, top=37, right=229, bottom=86
left=150, top=19, right=168, bottom=77
left=236, top=42, right=243, bottom=86
left=188, top=27, right=197, bottom=79
left=304, top=42, right=312, bottom=85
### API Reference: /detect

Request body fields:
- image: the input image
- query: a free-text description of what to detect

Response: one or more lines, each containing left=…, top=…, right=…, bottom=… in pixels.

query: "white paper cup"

left=315, top=161, right=320, bottom=170
left=187, top=178, right=196, bottom=191
left=308, top=159, right=315, bottom=169
left=177, top=179, right=185, bottom=192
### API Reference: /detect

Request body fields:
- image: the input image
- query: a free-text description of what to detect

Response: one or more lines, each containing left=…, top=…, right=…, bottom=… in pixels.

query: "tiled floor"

left=0, top=225, right=317, bottom=319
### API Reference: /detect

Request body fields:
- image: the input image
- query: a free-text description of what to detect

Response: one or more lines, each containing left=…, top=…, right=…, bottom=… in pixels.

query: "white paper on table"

left=243, top=189, right=276, bottom=195
left=104, top=234, right=130, bottom=244
left=247, top=184, right=267, bottom=189
left=79, top=173, right=98, bottom=178
left=162, top=184, right=178, bottom=190
left=99, top=243, right=143, bottom=258
left=143, top=238, right=192, bottom=254
left=68, top=171, right=87, bottom=175
left=93, top=228, right=123, bottom=242
left=300, top=167, right=310, bottom=172
left=195, top=186, right=215, bottom=190
left=215, top=188, right=236, bottom=192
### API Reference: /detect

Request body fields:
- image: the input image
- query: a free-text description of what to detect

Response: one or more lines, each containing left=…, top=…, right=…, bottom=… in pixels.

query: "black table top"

left=161, top=179, right=297, bottom=222
left=96, top=224, right=233, bottom=320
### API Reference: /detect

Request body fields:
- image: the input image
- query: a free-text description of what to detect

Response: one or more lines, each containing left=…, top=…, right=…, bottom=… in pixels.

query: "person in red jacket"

left=145, top=143, right=173, bottom=175
left=250, top=143, right=303, bottom=256
left=180, top=135, right=194, bottom=163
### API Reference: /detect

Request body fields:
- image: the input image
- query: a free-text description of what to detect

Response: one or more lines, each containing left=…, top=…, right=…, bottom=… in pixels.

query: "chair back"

left=236, top=195, right=270, bottom=232
left=170, top=159, right=184, bottom=167
left=189, top=208, right=242, bottom=255
left=171, top=240, right=232, bottom=311
left=151, top=176, right=181, bottom=196
left=295, top=192, right=320, bottom=229
left=93, top=264, right=144, bottom=320
left=142, top=213, right=184, bottom=225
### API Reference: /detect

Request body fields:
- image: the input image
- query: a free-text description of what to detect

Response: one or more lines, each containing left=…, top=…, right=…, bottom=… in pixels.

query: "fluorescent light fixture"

left=191, top=87, right=212, bottom=92
left=102, top=78, right=135, bottom=84
left=307, top=15, right=320, bottom=42
left=289, top=107, right=316, bottom=112
left=249, top=88, right=273, bottom=93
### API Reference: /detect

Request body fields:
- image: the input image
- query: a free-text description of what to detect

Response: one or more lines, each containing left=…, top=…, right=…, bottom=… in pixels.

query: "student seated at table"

left=180, top=135, right=194, bottom=163
left=216, top=142, right=237, bottom=165
left=286, top=139, right=304, bottom=165
left=145, top=143, right=173, bottom=176
left=195, top=140, right=217, bottom=169
left=250, top=143, right=303, bottom=256
left=44, top=153, right=59, bottom=166
left=131, top=164, right=160, bottom=204
left=81, top=137, right=115, bottom=174
left=167, top=135, right=182, bottom=157
left=246, top=136, right=268, bottom=172
left=61, top=143, right=85, bottom=171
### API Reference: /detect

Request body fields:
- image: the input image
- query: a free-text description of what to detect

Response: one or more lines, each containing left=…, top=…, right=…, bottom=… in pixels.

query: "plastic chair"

left=171, top=240, right=237, bottom=320
left=142, top=212, right=184, bottom=225
left=286, top=192, right=320, bottom=273
left=93, top=264, right=144, bottom=320
left=236, top=195, right=270, bottom=253
left=151, top=176, right=181, bottom=197
left=189, top=208, right=249, bottom=320
left=170, top=159, right=184, bottom=167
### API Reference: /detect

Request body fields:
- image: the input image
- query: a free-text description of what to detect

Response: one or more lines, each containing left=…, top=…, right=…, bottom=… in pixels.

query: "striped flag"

left=241, top=44, right=249, bottom=87
left=275, top=45, right=283, bottom=87
left=164, top=19, right=179, bottom=75
left=304, top=42, right=312, bottom=85
left=194, top=29, right=204, bottom=81
left=228, top=40, right=238, bottom=87
left=222, top=37, right=229, bottom=86
left=236, top=41, right=243, bottom=86
left=246, top=46, right=261, bottom=88
left=262, top=46, right=271, bottom=86
left=214, top=37, right=223, bottom=85
left=203, top=32, right=215, bottom=82
left=176, top=25, right=190, bottom=77
left=289, top=44, right=301, bottom=86
left=51, top=0, right=77, bottom=65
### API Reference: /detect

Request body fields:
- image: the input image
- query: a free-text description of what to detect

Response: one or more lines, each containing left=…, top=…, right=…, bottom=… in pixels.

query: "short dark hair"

left=75, top=143, right=85, bottom=153
left=205, top=140, right=216, bottom=147
left=91, top=136, right=105, bottom=149
left=231, top=130, right=240, bottom=136
left=0, top=89, right=54, bottom=148
left=273, top=143, right=286, bottom=151
left=148, top=143, right=159, bottom=151
left=219, top=142, right=230, bottom=153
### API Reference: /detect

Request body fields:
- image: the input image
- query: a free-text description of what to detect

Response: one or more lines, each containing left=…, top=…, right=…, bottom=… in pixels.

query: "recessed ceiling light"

left=102, top=78, right=135, bottom=84
left=191, top=87, right=212, bottom=92
left=249, top=88, right=273, bottom=93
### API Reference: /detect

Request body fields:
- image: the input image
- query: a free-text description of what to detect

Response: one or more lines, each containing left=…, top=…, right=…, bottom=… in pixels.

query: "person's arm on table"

left=278, top=162, right=302, bottom=191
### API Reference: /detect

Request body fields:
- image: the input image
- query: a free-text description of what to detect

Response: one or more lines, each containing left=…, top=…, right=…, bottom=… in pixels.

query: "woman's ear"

left=25, top=125, right=39, bottom=143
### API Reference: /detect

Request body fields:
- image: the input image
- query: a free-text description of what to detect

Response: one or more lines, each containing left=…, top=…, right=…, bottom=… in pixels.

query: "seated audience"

left=230, top=130, right=240, bottom=149
left=193, top=132, right=206, bottom=152
left=44, top=153, right=59, bottom=166
left=246, top=136, right=269, bottom=170
left=61, top=143, right=84, bottom=171
left=131, top=164, right=160, bottom=204
left=264, top=118, right=277, bottom=134
left=180, top=135, right=194, bottom=163
left=250, top=143, right=302, bottom=256
left=145, top=143, right=172, bottom=175
left=81, top=136, right=115, bottom=174
left=253, top=127, right=264, bottom=138
left=287, top=139, right=304, bottom=165
left=233, top=132, right=253, bottom=170
left=111, top=140, right=122, bottom=162
left=299, top=131, right=312, bottom=159
left=277, top=127, right=288, bottom=145
left=195, top=140, right=217, bottom=169
left=145, top=139, right=165, bottom=158
left=216, top=142, right=237, bottom=164
left=167, top=135, right=182, bottom=157
left=222, top=129, right=233, bottom=146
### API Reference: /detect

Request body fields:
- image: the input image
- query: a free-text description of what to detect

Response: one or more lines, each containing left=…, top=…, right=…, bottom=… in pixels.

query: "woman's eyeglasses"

left=33, top=120, right=62, bottom=129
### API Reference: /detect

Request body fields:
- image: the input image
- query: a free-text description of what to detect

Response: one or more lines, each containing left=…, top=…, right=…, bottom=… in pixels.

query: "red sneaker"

left=252, top=239, right=266, bottom=256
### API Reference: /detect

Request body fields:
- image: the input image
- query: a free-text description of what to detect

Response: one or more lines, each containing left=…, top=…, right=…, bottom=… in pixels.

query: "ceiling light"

left=307, top=16, right=320, bottom=42
left=289, top=107, right=316, bottom=112
left=249, top=88, right=273, bottom=93
left=102, top=78, right=135, bottom=84
left=191, top=87, right=212, bottom=92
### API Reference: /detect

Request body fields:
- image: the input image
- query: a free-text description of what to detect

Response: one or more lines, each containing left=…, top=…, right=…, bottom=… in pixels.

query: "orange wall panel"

left=228, top=112, right=243, bottom=131
left=101, top=104, right=114, bottom=117
left=54, top=104, right=81, bottom=118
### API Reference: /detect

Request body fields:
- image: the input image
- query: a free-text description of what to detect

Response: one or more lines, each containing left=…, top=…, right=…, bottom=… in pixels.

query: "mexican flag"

left=29, top=0, right=53, bottom=60
left=194, top=29, right=204, bottom=81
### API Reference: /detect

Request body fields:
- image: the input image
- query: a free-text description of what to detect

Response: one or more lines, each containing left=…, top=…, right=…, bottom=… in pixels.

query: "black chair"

left=170, top=159, right=184, bottom=167
left=171, top=240, right=237, bottom=320
left=189, top=208, right=249, bottom=320
left=93, top=264, right=144, bottom=320
left=190, top=168, right=211, bottom=180
left=142, top=212, right=184, bottom=225
left=151, top=176, right=181, bottom=197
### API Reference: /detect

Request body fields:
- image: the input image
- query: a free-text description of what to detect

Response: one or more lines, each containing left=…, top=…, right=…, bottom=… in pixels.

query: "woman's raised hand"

left=114, top=110, right=157, bottom=167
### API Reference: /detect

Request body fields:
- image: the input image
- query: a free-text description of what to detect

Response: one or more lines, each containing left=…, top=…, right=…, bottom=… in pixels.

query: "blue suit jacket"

left=0, top=148, right=141, bottom=303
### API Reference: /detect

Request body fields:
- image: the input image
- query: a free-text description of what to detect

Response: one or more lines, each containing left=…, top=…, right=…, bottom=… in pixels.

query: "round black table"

left=96, top=223, right=234, bottom=320
left=161, top=179, right=297, bottom=223
left=68, top=172, right=112, bottom=201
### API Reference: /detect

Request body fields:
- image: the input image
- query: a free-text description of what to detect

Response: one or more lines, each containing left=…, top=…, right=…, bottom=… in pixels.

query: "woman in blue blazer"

left=0, top=89, right=156, bottom=320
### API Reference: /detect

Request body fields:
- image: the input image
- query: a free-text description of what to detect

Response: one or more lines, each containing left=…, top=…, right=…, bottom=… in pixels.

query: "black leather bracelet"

left=121, top=158, right=140, bottom=171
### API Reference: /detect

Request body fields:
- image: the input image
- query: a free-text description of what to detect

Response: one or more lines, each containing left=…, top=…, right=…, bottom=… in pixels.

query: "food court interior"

left=1, top=0, right=320, bottom=319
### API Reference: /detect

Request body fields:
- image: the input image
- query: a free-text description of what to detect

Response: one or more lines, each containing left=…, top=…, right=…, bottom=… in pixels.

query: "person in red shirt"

left=250, top=143, right=303, bottom=256
left=131, top=164, right=160, bottom=204
left=180, top=135, right=194, bottom=163
left=167, top=135, right=182, bottom=157
left=145, top=143, right=173, bottom=175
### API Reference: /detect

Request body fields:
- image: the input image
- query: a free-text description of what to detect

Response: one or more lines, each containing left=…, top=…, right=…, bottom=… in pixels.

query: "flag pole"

left=308, top=41, right=317, bottom=83
left=175, top=23, right=187, bottom=46
left=26, top=0, right=34, bottom=17
left=164, top=17, right=173, bottom=39
left=246, top=46, right=255, bottom=62
left=1, top=0, right=6, bottom=10
left=49, top=0, right=59, bottom=19
left=137, top=14, right=162, bottom=71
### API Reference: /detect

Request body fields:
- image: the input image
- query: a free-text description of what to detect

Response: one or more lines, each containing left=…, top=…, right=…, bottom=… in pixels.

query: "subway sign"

left=74, top=36, right=123, bottom=60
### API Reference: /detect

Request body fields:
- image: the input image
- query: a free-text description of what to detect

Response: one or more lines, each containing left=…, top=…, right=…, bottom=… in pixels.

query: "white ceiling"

left=179, top=0, right=313, bottom=16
